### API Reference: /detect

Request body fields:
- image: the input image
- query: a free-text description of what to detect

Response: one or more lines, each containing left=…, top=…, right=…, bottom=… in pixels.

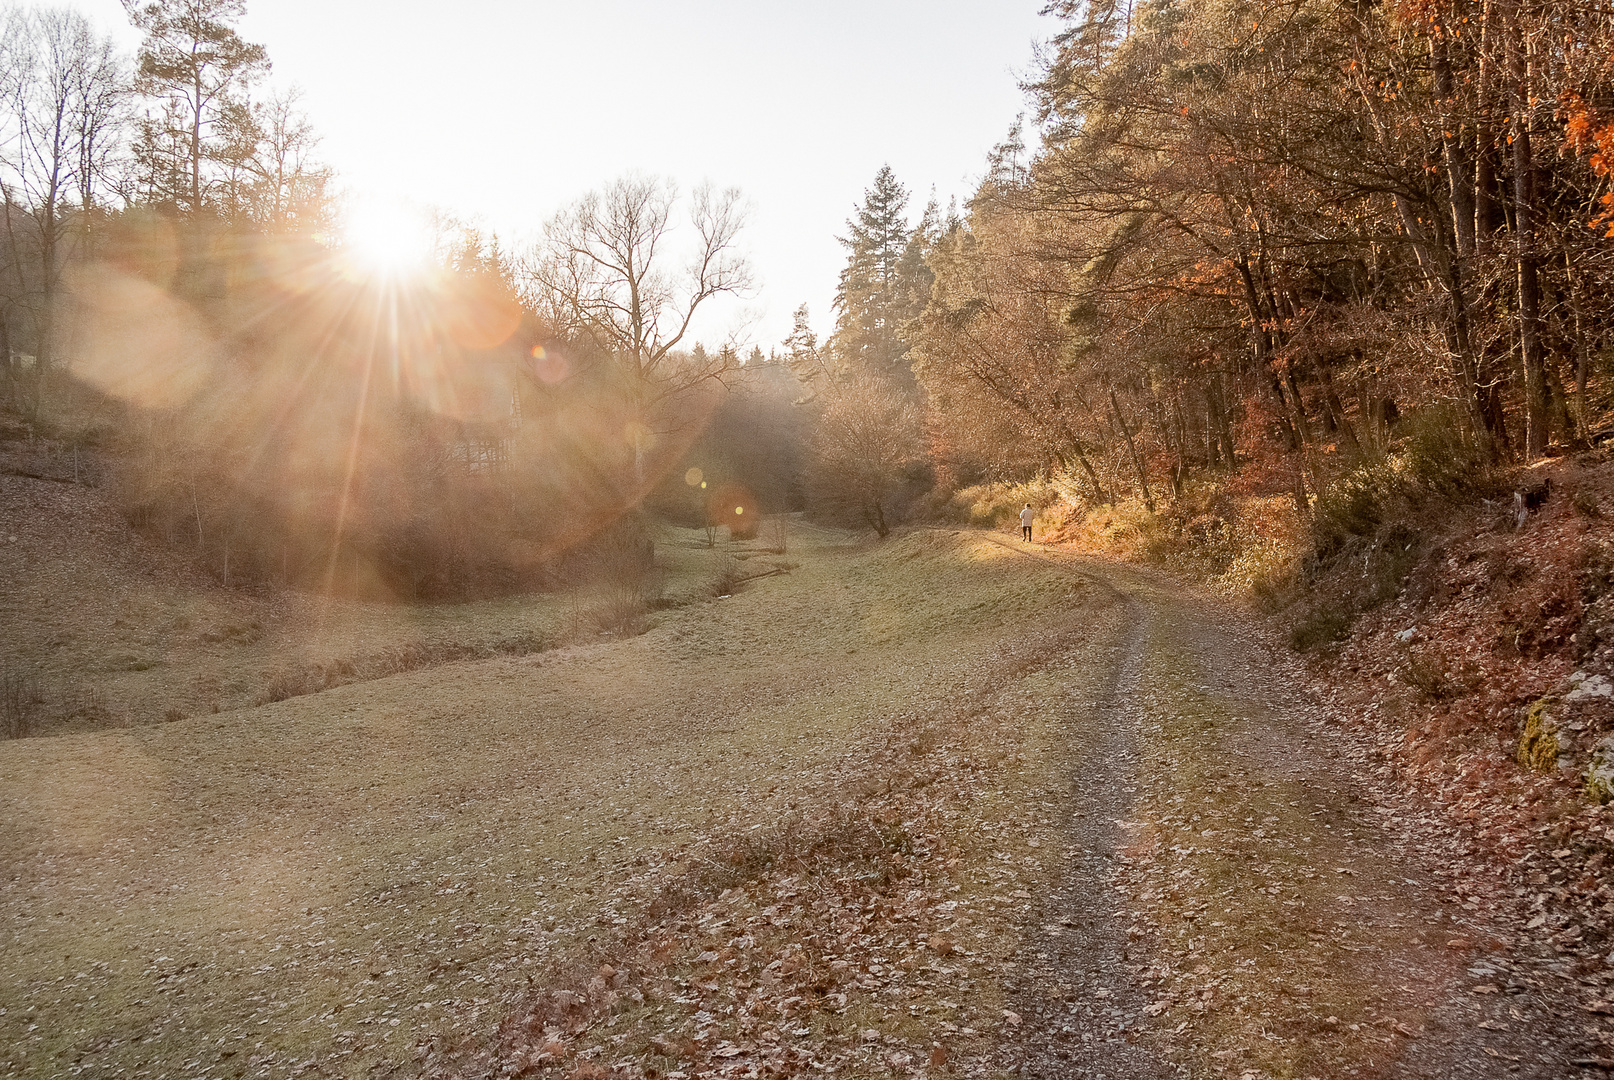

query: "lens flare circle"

left=530, top=344, right=570, bottom=384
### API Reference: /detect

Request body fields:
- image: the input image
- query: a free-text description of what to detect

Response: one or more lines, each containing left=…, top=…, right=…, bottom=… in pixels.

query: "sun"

left=340, top=197, right=436, bottom=276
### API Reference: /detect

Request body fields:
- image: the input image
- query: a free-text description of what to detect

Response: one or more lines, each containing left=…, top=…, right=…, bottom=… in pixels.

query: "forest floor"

left=5, top=456, right=1610, bottom=1078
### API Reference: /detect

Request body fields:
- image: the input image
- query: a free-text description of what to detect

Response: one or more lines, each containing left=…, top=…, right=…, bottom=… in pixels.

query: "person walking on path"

left=1020, top=503, right=1034, bottom=541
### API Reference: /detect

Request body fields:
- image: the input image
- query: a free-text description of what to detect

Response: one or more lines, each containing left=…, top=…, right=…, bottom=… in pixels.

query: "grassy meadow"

left=0, top=523, right=1115, bottom=1078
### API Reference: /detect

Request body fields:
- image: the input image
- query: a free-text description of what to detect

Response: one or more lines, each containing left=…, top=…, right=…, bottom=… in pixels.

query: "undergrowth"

left=1287, top=408, right=1503, bottom=651
left=2, top=668, right=115, bottom=737
left=1, top=667, right=42, bottom=738
left=943, top=407, right=1510, bottom=655
left=950, top=477, right=1065, bottom=529
left=257, top=631, right=552, bottom=705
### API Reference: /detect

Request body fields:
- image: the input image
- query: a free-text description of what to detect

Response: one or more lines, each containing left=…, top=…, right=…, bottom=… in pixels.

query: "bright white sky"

left=70, top=0, right=1053, bottom=350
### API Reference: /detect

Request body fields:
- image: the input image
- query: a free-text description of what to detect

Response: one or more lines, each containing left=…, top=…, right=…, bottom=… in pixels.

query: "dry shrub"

left=1398, top=651, right=1473, bottom=702
left=57, top=684, right=113, bottom=728
left=0, top=672, right=118, bottom=737
left=705, top=551, right=742, bottom=597
left=1289, top=608, right=1352, bottom=652
left=256, top=632, right=552, bottom=705
left=555, top=516, right=662, bottom=640
left=563, top=586, right=653, bottom=640
left=761, top=514, right=789, bottom=554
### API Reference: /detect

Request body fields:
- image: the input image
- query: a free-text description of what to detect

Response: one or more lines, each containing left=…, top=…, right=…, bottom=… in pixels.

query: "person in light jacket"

left=1020, top=503, right=1034, bottom=541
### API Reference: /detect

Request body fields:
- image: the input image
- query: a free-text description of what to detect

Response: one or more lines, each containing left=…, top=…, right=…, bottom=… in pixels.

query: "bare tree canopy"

left=809, top=373, right=924, bottom=537
left=525, top=174, right=752, bottom=412
left=0, top=6, right=127, bottom=390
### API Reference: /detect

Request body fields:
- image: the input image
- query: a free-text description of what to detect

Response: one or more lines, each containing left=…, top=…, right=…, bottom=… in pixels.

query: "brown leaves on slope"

left=1305, top=453, right=1614, bottom=993
left=415, top=623, right=1098, bottom=1080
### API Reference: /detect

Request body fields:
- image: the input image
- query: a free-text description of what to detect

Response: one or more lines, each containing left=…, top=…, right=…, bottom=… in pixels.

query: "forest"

left=828, top=0, right=1614, bottom=580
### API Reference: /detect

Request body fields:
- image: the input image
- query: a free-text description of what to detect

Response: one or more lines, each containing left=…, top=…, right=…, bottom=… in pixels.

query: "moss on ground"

left=1518, top=697, right=1562, bottom=772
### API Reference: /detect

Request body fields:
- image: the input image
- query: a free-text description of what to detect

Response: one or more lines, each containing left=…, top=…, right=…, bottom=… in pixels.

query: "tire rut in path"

left=987, top=538, right=1173, bottom=1079
left=982, top=535, right=1588, bottom=1077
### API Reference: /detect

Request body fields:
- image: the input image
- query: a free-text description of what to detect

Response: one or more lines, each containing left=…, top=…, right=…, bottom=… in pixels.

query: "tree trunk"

left=1567, top=253, right=1592, bottom=444
left=1109, top=387, right=1155, bottom=513
left=1058, top=431, right=1111, bottom=507
left=1315, top=362, right=1360, bottom=451
left=1214, top=374, right=1237, bottom=467
left=1432, top=18, right=1476, bottom=261
left=1505, top=1, right=1550, bottom=455
left=1475, top=0, right=1505, bottom=241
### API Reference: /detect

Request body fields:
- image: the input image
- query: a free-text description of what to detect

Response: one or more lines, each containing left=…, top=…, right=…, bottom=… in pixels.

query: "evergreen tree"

left=895, top=194, right=940, bottom=346
left=829, top=165, right=912, bottom=383
left=123, top=0, right=269, bottom=218
left=782, top=302, right=826, bottom=394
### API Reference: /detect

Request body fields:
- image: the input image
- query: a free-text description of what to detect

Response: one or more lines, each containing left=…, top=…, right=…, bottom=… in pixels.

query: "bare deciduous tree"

left=809, top=374, right=923, bottom=538
left=0, top=7, right=126, bottom=400
left=241, top=89, right=329, bottom=231
left=524, top=174, right=751, bottom=474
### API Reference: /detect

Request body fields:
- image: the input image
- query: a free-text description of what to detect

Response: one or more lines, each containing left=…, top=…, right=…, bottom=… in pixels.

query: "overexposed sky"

left=68, top=0, right=1052, bottom=349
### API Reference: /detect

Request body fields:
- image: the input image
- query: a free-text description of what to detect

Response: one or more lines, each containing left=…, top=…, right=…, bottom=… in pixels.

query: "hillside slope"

left=1298, top=450, right=1614, bottom=982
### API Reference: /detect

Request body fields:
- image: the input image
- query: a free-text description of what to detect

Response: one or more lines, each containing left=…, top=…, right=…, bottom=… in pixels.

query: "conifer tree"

left=782, top=302, right=827, bottom=395
left=829, top=165, right=913, bottom=384
left=895, top=194, right=940, bottom=346
left=123, top=0, right=269, bottom=218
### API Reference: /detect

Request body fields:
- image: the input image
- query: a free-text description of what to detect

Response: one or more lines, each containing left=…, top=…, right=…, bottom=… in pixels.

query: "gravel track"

left=983, top=534, right=1590, bottom=1078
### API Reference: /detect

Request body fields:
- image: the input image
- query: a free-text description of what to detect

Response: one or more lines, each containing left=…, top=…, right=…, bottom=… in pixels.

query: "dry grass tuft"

left=256, top=631, right=554, bottom=704
left=1, top=667, right=42, bottom=739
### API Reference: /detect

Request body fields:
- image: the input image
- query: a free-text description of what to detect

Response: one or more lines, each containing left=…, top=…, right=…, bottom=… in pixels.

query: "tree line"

left=0, top=0, right=330, bottom=406
left=19, top=0, right=1608, bottom=598
left=799, top=0, right=1614, bottom=538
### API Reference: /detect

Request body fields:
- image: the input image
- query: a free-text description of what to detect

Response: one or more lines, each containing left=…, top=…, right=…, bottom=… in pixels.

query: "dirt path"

left=986, top=535, right=1596, bottom=1078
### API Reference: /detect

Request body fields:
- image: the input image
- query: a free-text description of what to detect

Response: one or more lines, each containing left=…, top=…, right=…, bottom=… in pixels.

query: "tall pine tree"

left=125, top=0, right=270, bottom=219
left=829, top=165, right=914, bottom=385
